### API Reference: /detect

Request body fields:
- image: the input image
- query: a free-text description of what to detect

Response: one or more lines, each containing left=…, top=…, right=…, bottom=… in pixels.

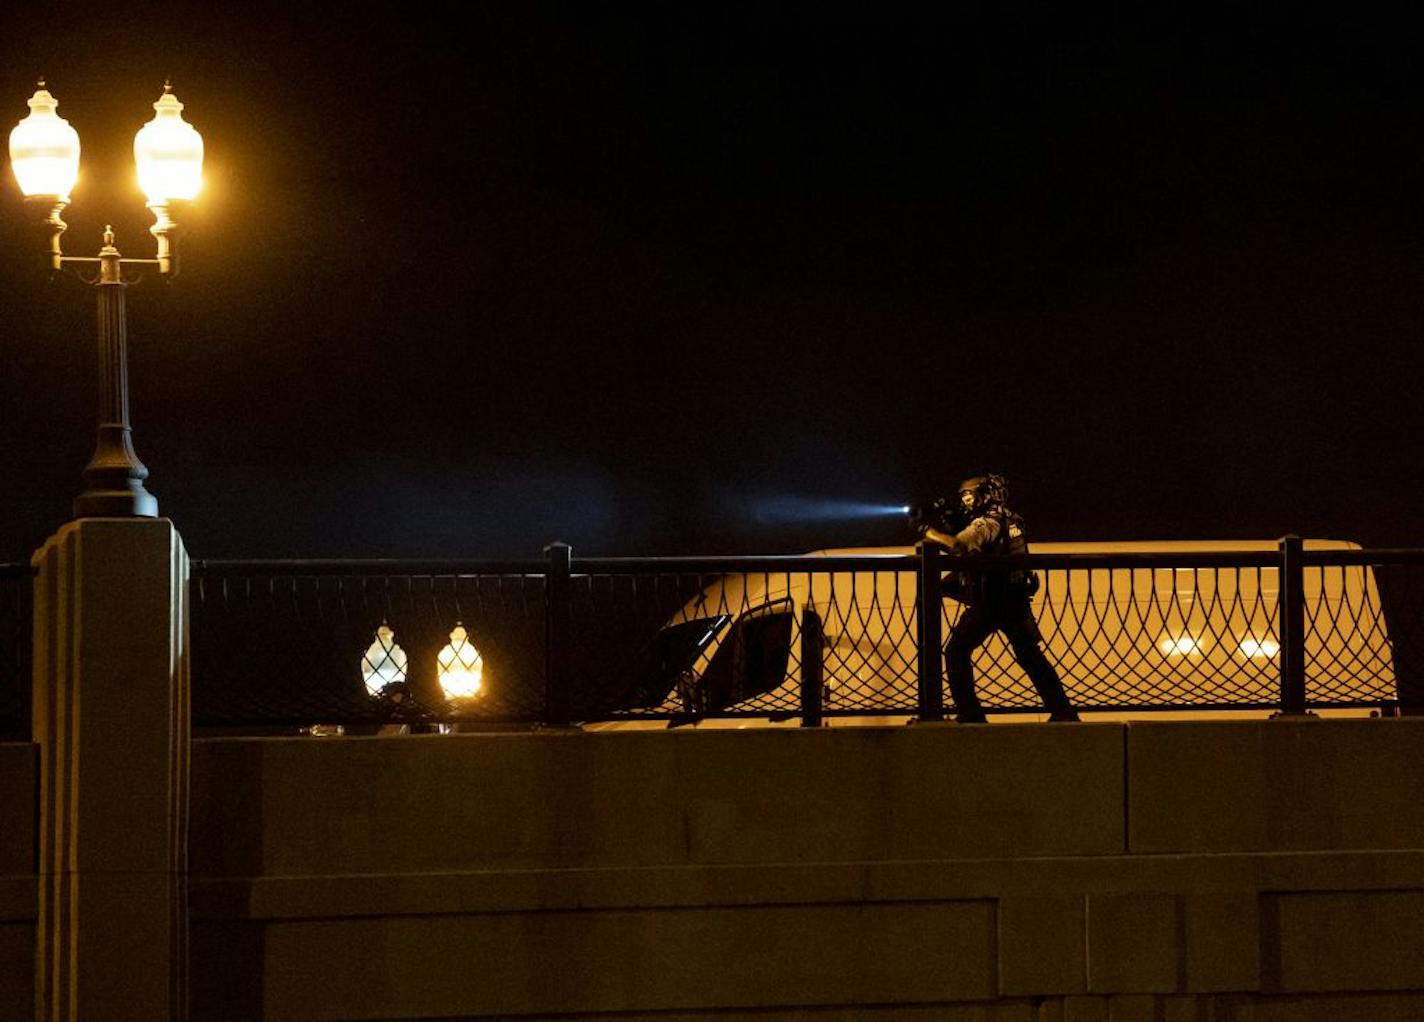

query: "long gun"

left=906, top=497, right=959, bottom=537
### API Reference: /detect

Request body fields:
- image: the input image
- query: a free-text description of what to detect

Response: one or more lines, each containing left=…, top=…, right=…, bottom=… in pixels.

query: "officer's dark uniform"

left=924, top=476, right=1079, bottom=723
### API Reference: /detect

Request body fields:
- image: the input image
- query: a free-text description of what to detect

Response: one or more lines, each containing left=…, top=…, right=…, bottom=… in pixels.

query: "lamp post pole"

left=76, top=225, right=158, bottom=517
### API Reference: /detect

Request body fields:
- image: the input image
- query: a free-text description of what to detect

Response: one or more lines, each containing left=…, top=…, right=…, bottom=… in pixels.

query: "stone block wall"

left=182, top=720, right=1424, bottom=1019
left=8, top=720, right=1424, bottom=1018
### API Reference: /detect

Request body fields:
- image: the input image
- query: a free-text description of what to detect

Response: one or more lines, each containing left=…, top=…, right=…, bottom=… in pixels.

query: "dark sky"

left=1, top=6, right=1422, bottom=559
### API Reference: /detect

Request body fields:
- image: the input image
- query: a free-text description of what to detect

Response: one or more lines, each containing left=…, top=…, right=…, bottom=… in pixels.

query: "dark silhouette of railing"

left=0, top=563, right=33, bottom=740
left=186, top=541, right=1418, bottom=731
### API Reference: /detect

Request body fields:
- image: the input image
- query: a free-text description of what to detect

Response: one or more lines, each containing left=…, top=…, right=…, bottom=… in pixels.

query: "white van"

left=595, top=539, right=1396, bottom=726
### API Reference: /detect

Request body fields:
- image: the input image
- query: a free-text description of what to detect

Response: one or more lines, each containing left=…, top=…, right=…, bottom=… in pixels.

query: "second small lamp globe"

left=437, top=625, right=485, bottom=702
left=133, top=84, right=203, bottom=205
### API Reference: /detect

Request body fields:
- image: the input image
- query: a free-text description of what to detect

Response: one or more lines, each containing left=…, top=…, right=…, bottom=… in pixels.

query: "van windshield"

left=621, top=615, right=729, bottom=710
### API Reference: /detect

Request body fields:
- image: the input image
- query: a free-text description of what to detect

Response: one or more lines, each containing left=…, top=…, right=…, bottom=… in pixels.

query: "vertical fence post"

left=1277, top=534, right=1307, bottom=716
left=916, top=541, right=945, bottom=721
left=800, top=606, right=823, bottom=728
left=544, top=541, right=572, bottom=728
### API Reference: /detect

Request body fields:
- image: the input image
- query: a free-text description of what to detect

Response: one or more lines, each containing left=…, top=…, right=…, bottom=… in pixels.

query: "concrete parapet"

left=258, top=900, right=995, bottom=1018
left=1262, top=889, right=1424, bottom=993
left=1086, top=892, right=1179, bottom=993
left=12, top=707, right=1424, bottom=1017
left=191, top=722, right=1125, bottom=876
left=998, top=894, right=1086, bottom=996
left=1126, top=718, right=1424, bottom=853
left=185, top=718, right=1424, bottom=1019
left=188, top=851, right=1424, bottom=1017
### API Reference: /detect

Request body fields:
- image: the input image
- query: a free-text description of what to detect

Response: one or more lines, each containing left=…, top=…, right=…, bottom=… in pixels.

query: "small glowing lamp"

left=1239, top=637, right=1280, bottom=659
left=9, top=83, right=80, bottom=199
left=1158, top=634, right=1201, bottom=657
left=361, top=624, right=408, bottom=697
left=437, top=624, right=484, bottom=701
left=133, top=84, right=203, bottom=203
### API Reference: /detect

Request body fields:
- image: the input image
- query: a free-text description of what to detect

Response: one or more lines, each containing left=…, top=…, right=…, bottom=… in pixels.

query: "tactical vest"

left=984, top=510, right=1039, bottom=599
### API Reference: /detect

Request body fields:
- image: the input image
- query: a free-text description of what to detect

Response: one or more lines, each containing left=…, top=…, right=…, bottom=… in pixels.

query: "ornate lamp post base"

left=74, top=423, right=158, bottom=517
left=75, top=485, right=158, bottom=517
left=74, top=490, right=159, bottom=518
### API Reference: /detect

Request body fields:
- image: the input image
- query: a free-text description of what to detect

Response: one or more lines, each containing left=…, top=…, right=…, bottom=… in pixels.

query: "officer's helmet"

left=957, top=474, right=1008, bottom=517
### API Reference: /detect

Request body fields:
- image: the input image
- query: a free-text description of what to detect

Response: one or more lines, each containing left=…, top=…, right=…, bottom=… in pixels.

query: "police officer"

left=918, top=474, right=1079, bottom=723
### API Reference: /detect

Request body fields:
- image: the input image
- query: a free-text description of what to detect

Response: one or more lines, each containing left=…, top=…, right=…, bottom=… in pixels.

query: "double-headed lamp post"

left=9, top=80, right=203, bottom=518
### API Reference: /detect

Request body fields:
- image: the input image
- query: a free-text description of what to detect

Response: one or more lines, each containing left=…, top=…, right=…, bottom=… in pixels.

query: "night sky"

left=1, top=6, right=1422, bottom=561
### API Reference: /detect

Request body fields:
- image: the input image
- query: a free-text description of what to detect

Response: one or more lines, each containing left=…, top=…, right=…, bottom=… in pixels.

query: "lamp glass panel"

left=362, top=625, right=408, bottom=697
left=133, top=89, right=203, bottom=202
left=9, top=88, right=79, bottom=198
left=437, top=625, right=484, bottom=701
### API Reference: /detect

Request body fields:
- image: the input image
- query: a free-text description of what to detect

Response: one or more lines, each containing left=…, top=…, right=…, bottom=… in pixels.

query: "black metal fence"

left=188, top=542, right=1419, bottom=731
left=1, top=546, right=1416, bottom=736
left=0, top=564, right=33, bottom=740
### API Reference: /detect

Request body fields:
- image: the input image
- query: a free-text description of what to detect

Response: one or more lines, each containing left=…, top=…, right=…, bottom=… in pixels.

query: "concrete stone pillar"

left=31, top=519, right=190, bottom=1021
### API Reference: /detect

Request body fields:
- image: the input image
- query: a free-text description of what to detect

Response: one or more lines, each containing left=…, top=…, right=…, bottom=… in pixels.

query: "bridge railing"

left=183, top=541, right=1419, bottom=731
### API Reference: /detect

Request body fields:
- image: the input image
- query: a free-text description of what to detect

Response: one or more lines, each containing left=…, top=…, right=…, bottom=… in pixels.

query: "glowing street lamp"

left=361, top=624, right=409, bottom=698
left=8, top=83, right=79, bottom=264
left=437, top=624, right=484, bottom=703
left=8, top=80, right=204, bottom=518
left=133, top=85, right=203, bottom=276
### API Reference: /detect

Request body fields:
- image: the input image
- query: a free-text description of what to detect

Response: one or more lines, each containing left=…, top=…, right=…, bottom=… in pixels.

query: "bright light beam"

left=742, top=495, right=912, bottom=525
